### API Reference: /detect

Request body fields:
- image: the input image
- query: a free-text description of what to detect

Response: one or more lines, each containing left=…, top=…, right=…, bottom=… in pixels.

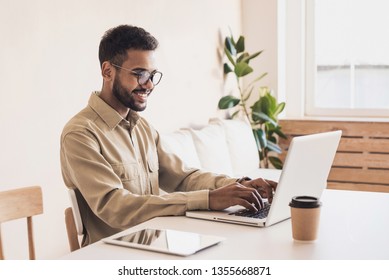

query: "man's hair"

left=98, top=25, right=159, bottom=68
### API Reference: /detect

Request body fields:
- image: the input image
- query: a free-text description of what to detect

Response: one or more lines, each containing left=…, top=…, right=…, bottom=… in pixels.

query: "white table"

left=62, top=189, right=389, bottom=259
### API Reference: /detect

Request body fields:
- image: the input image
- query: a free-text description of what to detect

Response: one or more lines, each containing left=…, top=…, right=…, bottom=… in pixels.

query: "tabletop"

left=62, top=189, right=389, bottom=260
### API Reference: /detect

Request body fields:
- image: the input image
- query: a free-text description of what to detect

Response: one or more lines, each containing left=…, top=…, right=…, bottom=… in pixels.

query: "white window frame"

left=280, top=0, right=307, bottom=119
left=282, top=0, right=389, bottom=120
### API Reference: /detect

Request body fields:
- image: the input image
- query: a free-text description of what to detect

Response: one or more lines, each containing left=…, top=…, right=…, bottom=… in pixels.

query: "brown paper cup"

left=289, top=196, right=321, bottom=242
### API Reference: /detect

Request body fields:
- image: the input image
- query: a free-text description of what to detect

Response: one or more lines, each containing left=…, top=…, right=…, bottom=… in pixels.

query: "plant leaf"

left=251, top=98, right=262, bottom=113
left=252, top=97, right=271, bottom=116
left=234, top=62, right=253, bottom=77
left=241, top=50, right=264, bottom=64
left=273, top=102, right=286, bottom=117
left=223, top=63, right=233, bottom=74
left=263, top=91, right=277, bottom=113
left=225, top=37, right=236, bottom=56
left=251, top=111, right=277, bottom=126
left=236, top=36, right=245, bottom=53
left=237, top=52, right=249, bottom=63
left=224, top=47, right=236, bottom=67
left=273, top=126, right=287, bottom=139
left=266, top=141, right=282, bottom=153
left=254, top=129, right=267, bottom=151
left=261, top=96, right=272, bottom=116
left=268, top=135, right=277, bottom=143
left=230, top=110, right=240, bottom=119
left=269, top=156, right=283, bottom=169
left=218, top=95, right=241, bottom=109
left=253, top=130, right=260, bottom=151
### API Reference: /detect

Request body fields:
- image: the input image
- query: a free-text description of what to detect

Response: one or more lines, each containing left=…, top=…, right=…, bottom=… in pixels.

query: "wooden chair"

left=64, top=207, right=80, bottom=252
left=0, top=186, right=43, bottom=259
left=64, top=188, right=83, bottom=252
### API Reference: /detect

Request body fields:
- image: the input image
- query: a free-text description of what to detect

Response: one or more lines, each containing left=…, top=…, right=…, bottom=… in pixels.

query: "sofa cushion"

left=159, top=130, right=202, bottom=169
left=188, top=124, right=234, bottom=176
left=209, top=118, right=259, bottom=176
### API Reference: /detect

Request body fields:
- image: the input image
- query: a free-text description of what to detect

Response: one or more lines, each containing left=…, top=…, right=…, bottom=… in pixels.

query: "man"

left=60, top=25, right=277, bottom=246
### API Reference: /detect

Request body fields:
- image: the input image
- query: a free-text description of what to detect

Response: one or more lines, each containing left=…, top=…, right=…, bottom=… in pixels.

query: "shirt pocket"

left=111, top=163, right=141, bottom=193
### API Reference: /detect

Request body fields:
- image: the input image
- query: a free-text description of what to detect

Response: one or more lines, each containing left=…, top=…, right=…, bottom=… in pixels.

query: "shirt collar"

left=88, top=92, right=140, bottom=130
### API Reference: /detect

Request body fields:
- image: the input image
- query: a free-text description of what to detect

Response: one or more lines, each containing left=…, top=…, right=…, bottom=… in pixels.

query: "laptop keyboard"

left=229, top=202, right=271, bottom=219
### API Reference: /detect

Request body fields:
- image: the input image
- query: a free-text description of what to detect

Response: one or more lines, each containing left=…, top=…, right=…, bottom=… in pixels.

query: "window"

left=305, top=0, right=389, bottom=117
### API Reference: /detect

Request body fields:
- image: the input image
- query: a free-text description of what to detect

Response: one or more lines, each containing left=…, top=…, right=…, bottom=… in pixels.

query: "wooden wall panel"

left=278, top=120, right=389, bottom=193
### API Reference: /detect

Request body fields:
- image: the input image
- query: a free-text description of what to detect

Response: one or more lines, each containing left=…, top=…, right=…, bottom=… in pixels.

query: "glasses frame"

left=111, top=63, right=163, bottom=86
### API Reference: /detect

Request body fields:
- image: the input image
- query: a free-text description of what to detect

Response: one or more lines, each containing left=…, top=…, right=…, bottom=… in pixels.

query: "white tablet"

left=102, top=228, right=225, bottom=256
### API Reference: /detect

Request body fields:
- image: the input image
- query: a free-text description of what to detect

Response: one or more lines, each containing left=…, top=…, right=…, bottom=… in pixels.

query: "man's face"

left=112, top=50, right=157, bottom=112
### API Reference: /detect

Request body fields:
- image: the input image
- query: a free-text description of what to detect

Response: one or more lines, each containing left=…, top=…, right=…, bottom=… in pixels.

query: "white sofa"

left=160, top=118, right=281, bottom=181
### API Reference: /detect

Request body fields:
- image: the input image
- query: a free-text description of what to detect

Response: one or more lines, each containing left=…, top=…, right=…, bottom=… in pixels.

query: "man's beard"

left=112, top=76, right=150, bottom=112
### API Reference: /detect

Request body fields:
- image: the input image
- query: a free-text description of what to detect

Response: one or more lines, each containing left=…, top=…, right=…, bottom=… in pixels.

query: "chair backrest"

left=64, top=207, right=80, bottom=252
left=64, top=188, right=84, bottom=252
left=0, top=186, right=43, bottom=259
left=68, top=189, right=83, bottom=235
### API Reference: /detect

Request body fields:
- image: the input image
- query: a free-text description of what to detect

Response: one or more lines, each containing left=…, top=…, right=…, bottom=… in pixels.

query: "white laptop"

left=186, top=130, right=342, bottom=227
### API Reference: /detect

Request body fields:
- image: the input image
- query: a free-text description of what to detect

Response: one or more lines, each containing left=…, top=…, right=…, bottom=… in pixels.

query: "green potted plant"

left=218, top=33, right=286, bottom=169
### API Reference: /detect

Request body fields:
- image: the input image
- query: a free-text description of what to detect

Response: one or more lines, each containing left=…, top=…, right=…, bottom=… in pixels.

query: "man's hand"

left=208, top=178, right=278, bottom=212
left=209, top=182, right=263, bottom=212
left=240, top=178, right=278, bottom=203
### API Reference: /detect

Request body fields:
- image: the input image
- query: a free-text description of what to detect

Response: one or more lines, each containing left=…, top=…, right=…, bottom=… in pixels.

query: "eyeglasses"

left=111, top=63, right=163, bottom=86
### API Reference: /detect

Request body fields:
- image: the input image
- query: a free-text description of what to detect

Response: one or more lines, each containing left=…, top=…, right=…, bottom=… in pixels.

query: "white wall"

left=0, top=0, right=281, bottom=260
left=0, top=0, right=242, bottom=259
left=242, top=0, right=278, bottom=99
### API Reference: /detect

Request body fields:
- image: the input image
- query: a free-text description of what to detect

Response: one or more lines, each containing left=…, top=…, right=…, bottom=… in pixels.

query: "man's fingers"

left=264, top=179, right=277, bottom=203
left=265, top=179, right=278, bottom=189
left=246, top=179, right=277, bottom=203
left=236, top=185, right=264, bottom=209
left=262, top=180, right=273, bottom=203
left=237, top=199, right=258, bottom=212
left=209, top=182, right=268, bottom=211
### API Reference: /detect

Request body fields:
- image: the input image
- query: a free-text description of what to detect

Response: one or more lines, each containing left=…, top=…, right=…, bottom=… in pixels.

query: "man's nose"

left=142, top=78, right=154, bottom=90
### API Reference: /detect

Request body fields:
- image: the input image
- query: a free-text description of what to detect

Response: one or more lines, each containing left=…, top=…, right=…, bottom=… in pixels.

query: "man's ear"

left=101, top=61, right=114, bottom=81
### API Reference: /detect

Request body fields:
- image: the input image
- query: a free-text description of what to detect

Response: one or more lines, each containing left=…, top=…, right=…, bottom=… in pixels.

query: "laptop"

left=186, top=130, right=342, bottom=227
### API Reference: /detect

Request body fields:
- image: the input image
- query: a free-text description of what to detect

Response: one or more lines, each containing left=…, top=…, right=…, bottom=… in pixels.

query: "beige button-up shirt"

left=60, top=93, right=236, bottom=245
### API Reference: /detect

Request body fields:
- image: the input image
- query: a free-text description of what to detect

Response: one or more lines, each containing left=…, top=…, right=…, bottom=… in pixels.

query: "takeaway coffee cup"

left=289, top=196, right=322, bottom=242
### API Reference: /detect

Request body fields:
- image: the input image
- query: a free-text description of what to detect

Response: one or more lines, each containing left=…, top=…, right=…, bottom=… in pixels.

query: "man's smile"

left=132, top=89, right=151, bottom=101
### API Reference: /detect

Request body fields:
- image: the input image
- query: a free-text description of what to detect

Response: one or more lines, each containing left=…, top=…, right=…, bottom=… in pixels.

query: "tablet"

left=102, top=228, right=225, bottom=256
